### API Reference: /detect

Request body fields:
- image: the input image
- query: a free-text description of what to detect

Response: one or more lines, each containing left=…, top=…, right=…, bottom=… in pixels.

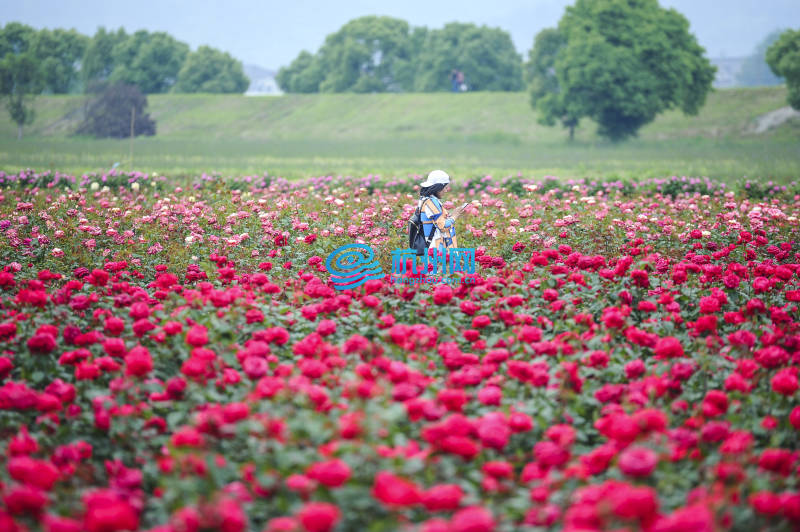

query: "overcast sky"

left=2, top=0, right=798, bottom=69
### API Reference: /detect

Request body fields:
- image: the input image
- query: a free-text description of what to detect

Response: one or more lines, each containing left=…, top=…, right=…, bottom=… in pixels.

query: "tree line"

left=276, top=17, right=524, bottom=93
left=0, top=23, right=249, bottom=95
left=2, top=3, right=799, bottom=143
left=278, top=4, right=799, bottom=142
left=0, top=22, right=250, bottom=138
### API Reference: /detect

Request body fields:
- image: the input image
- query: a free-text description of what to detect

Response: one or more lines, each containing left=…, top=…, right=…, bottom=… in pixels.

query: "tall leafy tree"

left=174, top=46, right=249, bottom=93
left=316, top=16, right=415, bottom=93
left=0, top=22, right=37, bottom=57
left=413, top=23, right=523, bottom=92
left=82, top=27, right=127, bottom=87
left=0, top=23, right=43, bottom=138
left=110, top=31, right=188, bottom=93
left=526, top=28, right=579, bottom=140
left=529, top=0, right=716, bottom=141
left=76, top=81, right=155, bottom=138
left=276, top=51, right=324, bottom=93
left=766, top=29, right=800, bottom=110
left=31, top=28, right=88, bottom=93
left=737, top=30, right=785, bottom=87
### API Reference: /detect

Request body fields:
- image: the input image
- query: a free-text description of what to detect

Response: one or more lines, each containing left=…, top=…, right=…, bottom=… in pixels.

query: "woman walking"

left=418, top=170, right=467, bottom=254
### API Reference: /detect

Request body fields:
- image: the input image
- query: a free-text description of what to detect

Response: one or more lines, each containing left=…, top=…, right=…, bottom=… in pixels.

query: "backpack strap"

left=418, top=196, right=437, bottom=248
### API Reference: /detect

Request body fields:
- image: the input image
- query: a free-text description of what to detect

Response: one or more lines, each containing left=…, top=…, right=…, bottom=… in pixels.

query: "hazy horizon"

left=2, top=0, right=797, bottom=70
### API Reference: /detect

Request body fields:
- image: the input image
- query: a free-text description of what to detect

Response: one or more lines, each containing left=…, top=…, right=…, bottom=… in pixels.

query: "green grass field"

left=1, top=87, right=798, bottom=180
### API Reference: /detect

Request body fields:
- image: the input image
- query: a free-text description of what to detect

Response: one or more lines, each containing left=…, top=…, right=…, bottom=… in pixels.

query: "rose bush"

left=0, top=169, right=798, bottom=530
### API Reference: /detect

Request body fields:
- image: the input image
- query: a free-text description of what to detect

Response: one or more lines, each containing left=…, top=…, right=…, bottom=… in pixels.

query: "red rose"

left=306, top=459, right=351, bottom=488
left=124, top=346, right=153, bottom=377
left=451, top=506, right=495, bottom=532
left=472, top=315, right=491, bottom=329
left=128, top=302, right=150, bottom=320
left=27, top=333, right=56, bottom=354
left=771, top=369, right=799, bottom=396
left=8, top=456, right=60, bottom=490
left=4, top=484, right=48, bottom=515
left=186, top=325, right=208, bottom=347
left=533, top=441, right=570, bottom=468
left=790, top=406, right=800, bottom=430
left=433, top=285, right=454, bottom=305
left=372, top=471, right=421, bottom=508
left=422, top=484, right=463, bottom=511
left=750, top=491, right=782, bottom=516
left=83, top=490, right=139, bottom=532
left=44, top=514, right=83, bottom=532
left=618, top=446, right=658, bottom=477
left=653, top=336, right=683, bottom=359
left=610, top=485, right=658, bottom=522
left=297, top=502, right=340, bottom=532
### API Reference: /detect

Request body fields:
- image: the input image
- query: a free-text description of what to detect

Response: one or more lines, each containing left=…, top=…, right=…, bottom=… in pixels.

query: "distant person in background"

left=451, top=69, right=459, bottom=92
left=457, top=70, right=466, bottom=92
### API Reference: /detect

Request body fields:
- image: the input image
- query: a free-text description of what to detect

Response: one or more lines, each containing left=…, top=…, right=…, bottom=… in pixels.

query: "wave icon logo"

left=325, top=244, right=384, bottom=290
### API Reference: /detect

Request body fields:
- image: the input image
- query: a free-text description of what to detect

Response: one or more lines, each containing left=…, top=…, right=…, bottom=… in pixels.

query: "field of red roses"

left=0, top=169, right=799, bottom=532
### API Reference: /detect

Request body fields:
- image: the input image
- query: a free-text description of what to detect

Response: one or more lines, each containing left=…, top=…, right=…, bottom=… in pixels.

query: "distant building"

left=710, top=57, right=747, bottom=89
left=243, top=64, right=283, bottom=96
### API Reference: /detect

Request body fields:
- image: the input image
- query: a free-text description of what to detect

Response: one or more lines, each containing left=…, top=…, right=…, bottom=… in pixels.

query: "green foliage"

left=82, top=27, right=127, bottom=86
left=31, top=28, right=88, bottom=94
left=174, top=46, right=249, bottom=93
left=75, top=82, right=156, bottom=138
left=278, top=16, right=416, bottom=93
left=766, top=28, right=800, bottom=110
left=277, top=17, right=522, bottom=93
left=3, top=23, right=249, bottom=96
left=413, top=23, right=523, bottom=92
left=109, top=30, right=189, bottom=94
left=0, top=23, right=44, bottom=138
left=0, top=22, right=37, bottom=57
left=323, top=16, right=414, bottom=93
left=527, top=28, right=579, bottom=139
left=737, top=30, right=785, bottom=87
left=528, top=0, right=716, bottom=141
left=276, top=51, right=325, bottom=93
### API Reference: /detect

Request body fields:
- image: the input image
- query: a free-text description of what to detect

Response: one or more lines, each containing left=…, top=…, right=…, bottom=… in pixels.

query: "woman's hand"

left=451, top=203, right=469, bottom=219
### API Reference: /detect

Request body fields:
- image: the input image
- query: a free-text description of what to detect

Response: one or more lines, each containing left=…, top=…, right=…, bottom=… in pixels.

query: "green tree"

left=110, top=30, right=188, bottom=93
left=530, top=0, right=716, bottom=141
left=277, top=16, right=415, bottom=93
left=413, top=23, right=523, bottom=92
left=526, top=28, right=579, bottom=140
left=318, top=16, right=415, bottom=93
left=766, top=29, right=800, bottom=110
left=76, top=81, right=155, bottom=138
left=0, top=22, right=37, bottom=57
left=276, top=50, right=325, bottom=93
left=174, top=45, right=249, bottom=93
left=737, top=30, right=785, bottom=87
left=82, top=27, right=128, bottom=87
left=31, top=28, right=88, bottom=93
left=0, top=23, right=43, bottom=139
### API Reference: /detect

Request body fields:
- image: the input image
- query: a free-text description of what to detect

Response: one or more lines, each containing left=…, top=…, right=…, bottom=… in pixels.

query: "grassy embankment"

left=0, top=87, right=798, bottom=180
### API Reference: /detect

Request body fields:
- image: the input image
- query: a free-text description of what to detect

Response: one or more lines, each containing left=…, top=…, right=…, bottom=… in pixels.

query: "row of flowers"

left=1, top=169, right=798, bottom=201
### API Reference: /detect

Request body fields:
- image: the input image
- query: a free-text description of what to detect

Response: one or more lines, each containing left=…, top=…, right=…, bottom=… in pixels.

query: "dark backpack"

left=408, top=198, right=435, bottom=256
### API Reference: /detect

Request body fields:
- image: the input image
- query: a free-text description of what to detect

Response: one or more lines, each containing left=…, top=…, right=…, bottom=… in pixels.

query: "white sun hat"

left=420, top=169, right=451, bottom=187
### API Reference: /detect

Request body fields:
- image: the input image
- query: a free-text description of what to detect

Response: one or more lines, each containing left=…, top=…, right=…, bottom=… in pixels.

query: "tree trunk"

left=17, top=124, right=22, bottom=140
left=569, top=124, right=575, bottom=141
